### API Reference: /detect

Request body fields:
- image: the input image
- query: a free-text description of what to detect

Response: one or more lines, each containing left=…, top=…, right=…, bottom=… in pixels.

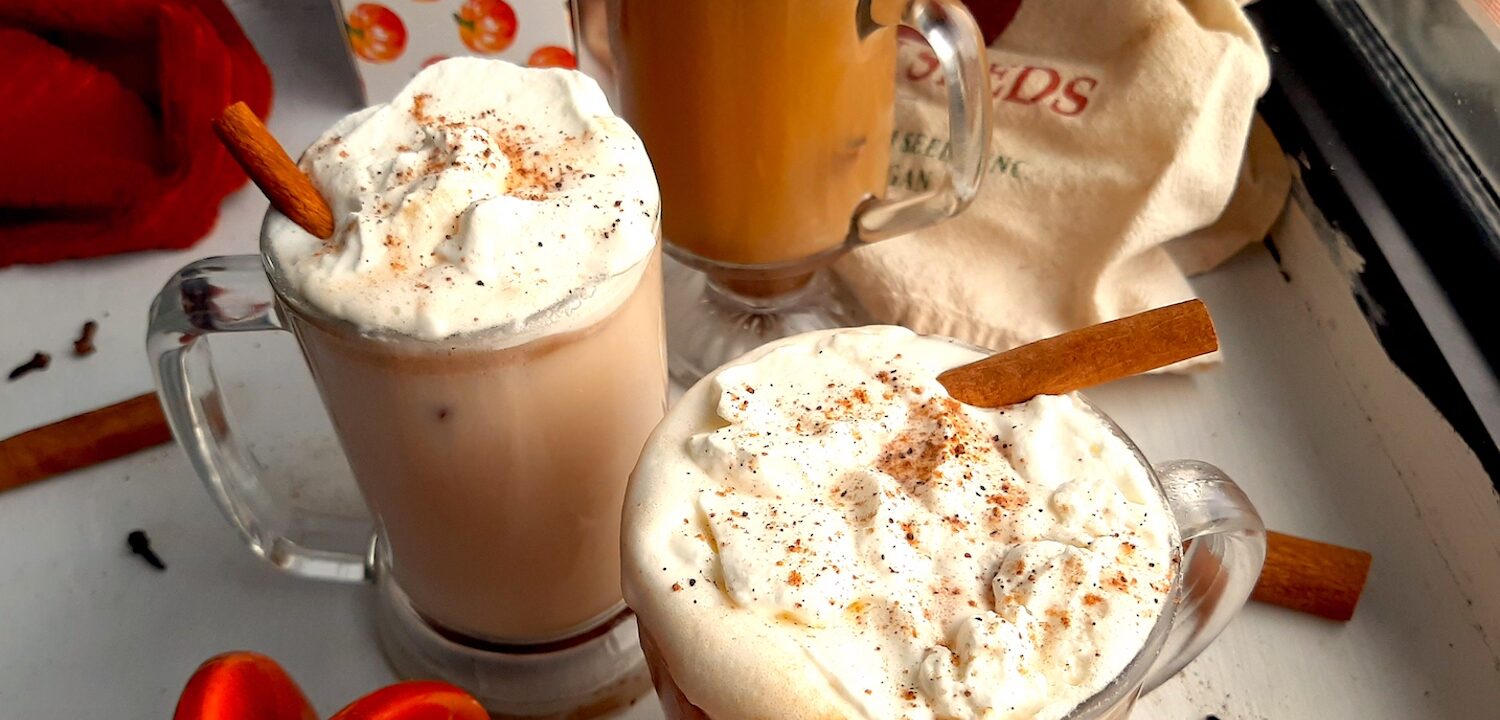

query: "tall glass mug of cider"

left=609, top=0, right=992, bottom=384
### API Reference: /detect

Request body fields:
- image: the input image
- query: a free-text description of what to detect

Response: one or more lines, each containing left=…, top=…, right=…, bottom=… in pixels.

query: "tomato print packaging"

left=332, top=0, right=576, bottom=102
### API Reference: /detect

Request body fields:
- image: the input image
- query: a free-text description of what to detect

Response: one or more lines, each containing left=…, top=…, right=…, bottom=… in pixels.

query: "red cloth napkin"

left=962, top=0, right=1022, bottom=45
left=0, top=0, right=271, bottom=267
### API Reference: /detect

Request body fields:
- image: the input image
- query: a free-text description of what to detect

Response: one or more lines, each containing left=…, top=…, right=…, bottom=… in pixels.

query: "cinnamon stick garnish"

left=212, top=101, right=335, bottom=239
left=1253, top=530, right=1372, bottom=621
left=938, top=299, right=1218, bottom=408
left=0, top=393, right=170, bottom=493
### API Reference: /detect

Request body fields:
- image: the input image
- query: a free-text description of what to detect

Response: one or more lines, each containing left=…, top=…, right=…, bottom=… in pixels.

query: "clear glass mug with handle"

left=608, top=0, right=993, bottom=385
left=632, top=389, right=1266, bottom=720
left=146, top=213, right=669, bottom=717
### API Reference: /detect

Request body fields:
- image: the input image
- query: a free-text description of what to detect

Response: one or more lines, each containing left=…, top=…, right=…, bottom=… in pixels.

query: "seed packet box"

left=331, top=0, right=577, bottom=103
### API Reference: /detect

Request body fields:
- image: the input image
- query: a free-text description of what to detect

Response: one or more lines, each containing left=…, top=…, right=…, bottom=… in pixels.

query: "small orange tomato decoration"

left=329, top=681, right=490, bottom=720
left=345, top=4, right=407, bottom=63
left=527, top=45, right=577, bottom=69
left=173, top=652, right=487, bottom=720
left=172, top=652, right=316, bottom=720
left=454, top=0, right=519, bottom=54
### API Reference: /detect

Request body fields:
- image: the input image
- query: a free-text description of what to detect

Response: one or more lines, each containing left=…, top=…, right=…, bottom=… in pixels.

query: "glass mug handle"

left=853, top=0, right=992, bottom=243
left=147, top=255, right=368, bottom=583
left=1145, top=460, right=1268, bottom=690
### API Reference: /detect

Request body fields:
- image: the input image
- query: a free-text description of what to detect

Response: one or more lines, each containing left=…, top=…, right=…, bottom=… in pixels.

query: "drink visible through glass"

left=282, top=254, right=665, bottom=642
left=150, top=58, right=668, bottom=715
left=611, top=0, right=898, bottom=286
left=608, top=0, right=991, bottom=385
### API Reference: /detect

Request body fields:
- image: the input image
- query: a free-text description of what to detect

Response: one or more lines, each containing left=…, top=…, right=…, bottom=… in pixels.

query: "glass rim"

left=1060, top=397, right=1183, bottom=718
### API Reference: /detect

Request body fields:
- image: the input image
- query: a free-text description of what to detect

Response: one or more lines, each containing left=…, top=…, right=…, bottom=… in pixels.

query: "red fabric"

left=963, top=0, right=1023, bottom=45
left=0, top=0, right=272, bottom=266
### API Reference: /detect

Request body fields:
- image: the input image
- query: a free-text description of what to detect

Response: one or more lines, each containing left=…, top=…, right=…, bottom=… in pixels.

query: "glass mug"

left=609, top=0, right=993, bottom=384
left=629, top=343, right=1266, bottom=719
left=146, top=214, right=668, bottom=717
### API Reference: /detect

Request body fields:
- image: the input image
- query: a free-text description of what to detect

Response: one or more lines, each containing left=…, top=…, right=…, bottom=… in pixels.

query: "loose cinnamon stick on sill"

left=1253, top=530, right=1372, bottom=621
left=0, top=393, right=171, bottom=493
left=213, top=101, right=335, bottom=239
left=938, top=299, right=1218, bottom=408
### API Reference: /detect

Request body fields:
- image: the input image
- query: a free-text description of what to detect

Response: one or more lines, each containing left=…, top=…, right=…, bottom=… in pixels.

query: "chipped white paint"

left=1121, top=190, right=1500, bottom=719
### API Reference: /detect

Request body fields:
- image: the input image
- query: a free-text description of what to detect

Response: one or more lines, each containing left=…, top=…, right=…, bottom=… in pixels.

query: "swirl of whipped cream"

left=265, top=58, right=658, bottom=344
left=623, top=327, right=1179, bottom=720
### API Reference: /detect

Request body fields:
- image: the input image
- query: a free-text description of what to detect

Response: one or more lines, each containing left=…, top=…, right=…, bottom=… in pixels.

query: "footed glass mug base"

left=663, top=256, right=870, bottom=386
left=371, top=539, right=651, bottom=719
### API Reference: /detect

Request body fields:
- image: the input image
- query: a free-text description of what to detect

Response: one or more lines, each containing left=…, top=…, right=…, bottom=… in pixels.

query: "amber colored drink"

left=610, top=0, right=898, bottom=272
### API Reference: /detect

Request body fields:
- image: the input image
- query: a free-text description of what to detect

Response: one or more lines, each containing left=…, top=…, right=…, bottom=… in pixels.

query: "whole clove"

left=8, top=352, right=50, bottom=381
left=127, top=529, right=166, bottom=570
left=73, top=320, right=98, bottom=356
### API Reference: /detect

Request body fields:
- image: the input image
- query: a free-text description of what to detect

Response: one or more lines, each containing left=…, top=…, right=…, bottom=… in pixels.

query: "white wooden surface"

left=1, top=2, right=1497, bottom=717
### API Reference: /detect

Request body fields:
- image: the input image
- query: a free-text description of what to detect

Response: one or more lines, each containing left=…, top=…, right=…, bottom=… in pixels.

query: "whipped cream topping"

left=265, top=58, right=657, bottom=343
left=623, top=327, right=1179, bottom=720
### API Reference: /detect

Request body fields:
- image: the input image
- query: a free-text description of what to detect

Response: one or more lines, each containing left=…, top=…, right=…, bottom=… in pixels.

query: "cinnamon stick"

left=212, top=101, right=335, bottom=239
left=938, top=299, right=1218, bottom=408
left=0, top=393, right=171, bottom=493
left=1252, top=530, right=1372, bottom=621
left=936, top=303, right=1370, bottom=620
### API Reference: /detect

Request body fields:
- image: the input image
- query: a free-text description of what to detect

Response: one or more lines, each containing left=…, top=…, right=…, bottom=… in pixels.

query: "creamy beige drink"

left=266, top=58, right=665, bottom=643
left=284, top=258, right=663, bottom=641
left=622, top=327, right=1179, bottom=719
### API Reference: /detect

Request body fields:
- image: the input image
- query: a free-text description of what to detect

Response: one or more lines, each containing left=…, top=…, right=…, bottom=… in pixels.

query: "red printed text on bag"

left=905, top=49, right=1099, bottom=118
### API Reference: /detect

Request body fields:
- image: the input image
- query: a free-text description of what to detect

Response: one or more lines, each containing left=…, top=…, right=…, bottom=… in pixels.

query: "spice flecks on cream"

left=624, top=327, right=1179, bottom=720
left=266, top=58, right=657, bottom=343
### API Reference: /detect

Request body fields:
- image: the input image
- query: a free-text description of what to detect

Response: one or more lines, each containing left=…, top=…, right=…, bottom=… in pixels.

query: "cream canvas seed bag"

left=835, top=0, right=1290, bottom=365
